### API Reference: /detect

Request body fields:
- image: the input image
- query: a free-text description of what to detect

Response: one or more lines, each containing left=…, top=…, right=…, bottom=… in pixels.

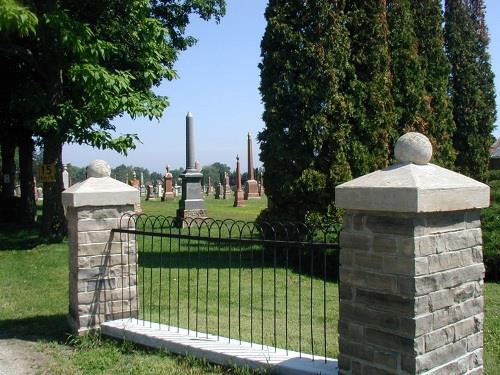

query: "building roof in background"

left=491, top=138, right=500, bottom=158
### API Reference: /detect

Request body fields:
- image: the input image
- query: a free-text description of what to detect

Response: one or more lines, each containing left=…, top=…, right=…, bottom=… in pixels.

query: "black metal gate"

left=113, top=214, right=340, bottom=361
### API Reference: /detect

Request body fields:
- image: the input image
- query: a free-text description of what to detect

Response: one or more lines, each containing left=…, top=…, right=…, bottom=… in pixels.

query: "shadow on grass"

left=0, top=314, right=70, bottom=343
left=0, top=224, right=42, bottom=251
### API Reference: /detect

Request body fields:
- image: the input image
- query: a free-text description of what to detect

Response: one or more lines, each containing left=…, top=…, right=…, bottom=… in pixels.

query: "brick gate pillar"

left=62, top=160, right=139, bottom=334
left=335, top=133, right=490, bottom=374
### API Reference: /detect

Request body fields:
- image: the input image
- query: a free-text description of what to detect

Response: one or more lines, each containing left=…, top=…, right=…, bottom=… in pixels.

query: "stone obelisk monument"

left=244, top=133, right=260, bottom=199
left=176, top=112, right=206, bottom=225
left=234, top=155, right=245, bottom=207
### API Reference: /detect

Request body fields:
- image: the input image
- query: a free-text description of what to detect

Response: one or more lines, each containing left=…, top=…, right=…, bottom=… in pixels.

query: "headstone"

left=62, top=164, right=69, bottom=190
left=146, top=184, right=154, bottom=201
left=128, top=170, right=142, bottom=212
left=223, top=172, right=232, bottom=199
left=36, top=187, right=43, bottom=200
left=244, top=133, right=260, bottom=200
left=176, top=112, right=207, bottom=225
left=234, top=155, right=244, bottom=207
left=206, top=176, right=212, bottom=196
left=214, top=183, right=222, bottom=199
left=129, top=170, right=140, bottom=190
left=162, top=165, right=175, bottom=201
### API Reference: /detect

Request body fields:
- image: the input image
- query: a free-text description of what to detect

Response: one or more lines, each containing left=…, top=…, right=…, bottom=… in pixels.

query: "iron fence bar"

left=323, top=248, right=327, bottom=363
left=141, top=226, right=146, bottom=326
left=228, top=230, right=232, bottom=343
left=206, top=229, right=211, bottom=338
left=158, top=224, right=164, bottom=327
left=310, top=245, right=314, bottom=360
left=285, top=246, right=289, bottom=355
left=168, top=227, right=173, bottom=330
left=261, top=242, right=264, bottom=350
left=298, top=244, right=302, bottom=357
left=273, top=245, right=277, bottom=352
left=187, top=231, right=191, bottom=335
left=196, top=234, right=200, bottom=337
left=149, top=225, right=154, bottom=328
left=250, top=237, right=254, bottom=348
left=177, top=232, right=181, bottom=333
left=113, top=228, right=338, bottom=249
left=238, top=233, right=242, bottom=345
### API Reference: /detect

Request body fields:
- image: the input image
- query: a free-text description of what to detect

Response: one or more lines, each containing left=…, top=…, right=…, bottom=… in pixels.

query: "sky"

left=63, top=0, right=500, bottom=173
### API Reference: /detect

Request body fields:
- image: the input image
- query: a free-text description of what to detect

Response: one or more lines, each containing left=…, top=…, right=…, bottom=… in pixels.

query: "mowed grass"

left=0, top=197, right=499, bottom=373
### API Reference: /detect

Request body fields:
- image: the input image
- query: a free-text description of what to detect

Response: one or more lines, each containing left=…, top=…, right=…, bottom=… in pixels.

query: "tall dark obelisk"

left=176, top=112, right=206, bottom=225
left=244, top=132, right=260, bottom=199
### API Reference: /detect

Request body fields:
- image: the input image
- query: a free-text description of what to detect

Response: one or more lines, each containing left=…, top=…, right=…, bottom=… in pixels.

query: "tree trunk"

left=1, top=137, right=16, bottom=200
left=19, top=130, right=36, bottom=225
left=40, top=133, right=66, bottom=241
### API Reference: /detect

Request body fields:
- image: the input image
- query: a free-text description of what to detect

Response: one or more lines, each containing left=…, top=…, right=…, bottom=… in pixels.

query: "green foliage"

left=258, top=0, right=353, bottom=225
left=482, top=170, right=500, bottom=281
left=387, top=0, right=456, bottom=168
left=345, top=0, right=396, bottom=176
left=0, top=0, right=38, bottom=37
left=445, top=0, right=496, bottom=180
left=201, top=162, right=231, bottom=186
left=412, top=0, right=456, bottom=168
left=1, top=0, right=226, bottom=240
left=66, top=163, right=86, bottom=183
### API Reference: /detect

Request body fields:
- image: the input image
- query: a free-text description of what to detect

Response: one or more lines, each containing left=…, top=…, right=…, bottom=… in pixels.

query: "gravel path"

left=0, top=339, right=49, bottom=375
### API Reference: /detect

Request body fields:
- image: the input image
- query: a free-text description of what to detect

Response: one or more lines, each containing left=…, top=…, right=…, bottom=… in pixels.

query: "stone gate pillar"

left=62, top=160, right=139, bottom=334
left=335, top=133, right=490, bottom=374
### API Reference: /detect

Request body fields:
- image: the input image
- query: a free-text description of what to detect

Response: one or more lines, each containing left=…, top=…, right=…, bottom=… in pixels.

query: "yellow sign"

left=38, top=164, right=56, bottom=183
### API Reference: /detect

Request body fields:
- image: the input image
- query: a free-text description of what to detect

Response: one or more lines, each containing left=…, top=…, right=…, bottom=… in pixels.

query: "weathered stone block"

left=400, top=314, right=433, bottom=338
left=340, top=303, right=400, bottom=331
left=355, top=252, right=384, bottom=271
left=429, top=289, right=454, bottom=311
left=372, top=235, right=398, bottom=254
left=76, top=218, right=120, bottom=232
left=454, top=317, right=478, bottom=341
left=366, top=215, right=419, bottom=236
left=364, top=328, right=416, bottom=354
left=424, top=325, right=454, bottom=352
left=428, top=252, right=462, bottom=273
left=423, top=212, right=466, bottom=234
left=415, top=339, right=467, bottom=373
left=355, top=289, right=413, bottom=315
left=339, top=232, right=372, bottom=251
left=373, top=350, right=398, bottom=370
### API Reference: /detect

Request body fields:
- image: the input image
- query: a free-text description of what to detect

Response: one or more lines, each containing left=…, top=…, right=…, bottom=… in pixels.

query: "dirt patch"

left=0, top=339, right=50, bottom=375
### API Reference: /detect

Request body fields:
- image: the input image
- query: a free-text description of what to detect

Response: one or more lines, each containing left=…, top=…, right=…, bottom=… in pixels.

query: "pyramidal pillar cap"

left=62, top=160, right=139, bottom=208
left=335, top=133, right=490, bottom=213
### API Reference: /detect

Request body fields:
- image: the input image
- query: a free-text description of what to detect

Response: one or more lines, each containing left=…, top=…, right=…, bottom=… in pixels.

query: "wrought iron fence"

left=113, top=214, right=340, bottom=360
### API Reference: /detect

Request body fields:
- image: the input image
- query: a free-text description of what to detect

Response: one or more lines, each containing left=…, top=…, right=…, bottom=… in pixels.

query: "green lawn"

left=0, top=197, right=499, bottom=374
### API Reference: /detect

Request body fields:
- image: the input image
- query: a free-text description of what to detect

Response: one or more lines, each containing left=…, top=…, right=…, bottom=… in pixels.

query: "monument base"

left=163, top=192, right=175, bottom=201
left=176, top=209, right=208, bottom=227
left=234, top=190, right=245, bottom=207
left=244, top=180, right=260, bottom=200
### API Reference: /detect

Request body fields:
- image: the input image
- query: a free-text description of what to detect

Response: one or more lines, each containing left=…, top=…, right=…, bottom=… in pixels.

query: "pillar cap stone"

left=335, top=133, right=490, bottom=213
left=62, top=161, right=139, bottom=208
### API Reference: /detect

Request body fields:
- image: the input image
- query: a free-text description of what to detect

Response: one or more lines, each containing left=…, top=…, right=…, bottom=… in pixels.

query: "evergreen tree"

left=387, top=0, right=430, bottom=146
left=412, top=0, right=456, bottom=168
left=345, top=0, right=396, bottom=176
left=258, top=0, right=352, bottom=225
left=445, top=0, right=496, bottom=180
